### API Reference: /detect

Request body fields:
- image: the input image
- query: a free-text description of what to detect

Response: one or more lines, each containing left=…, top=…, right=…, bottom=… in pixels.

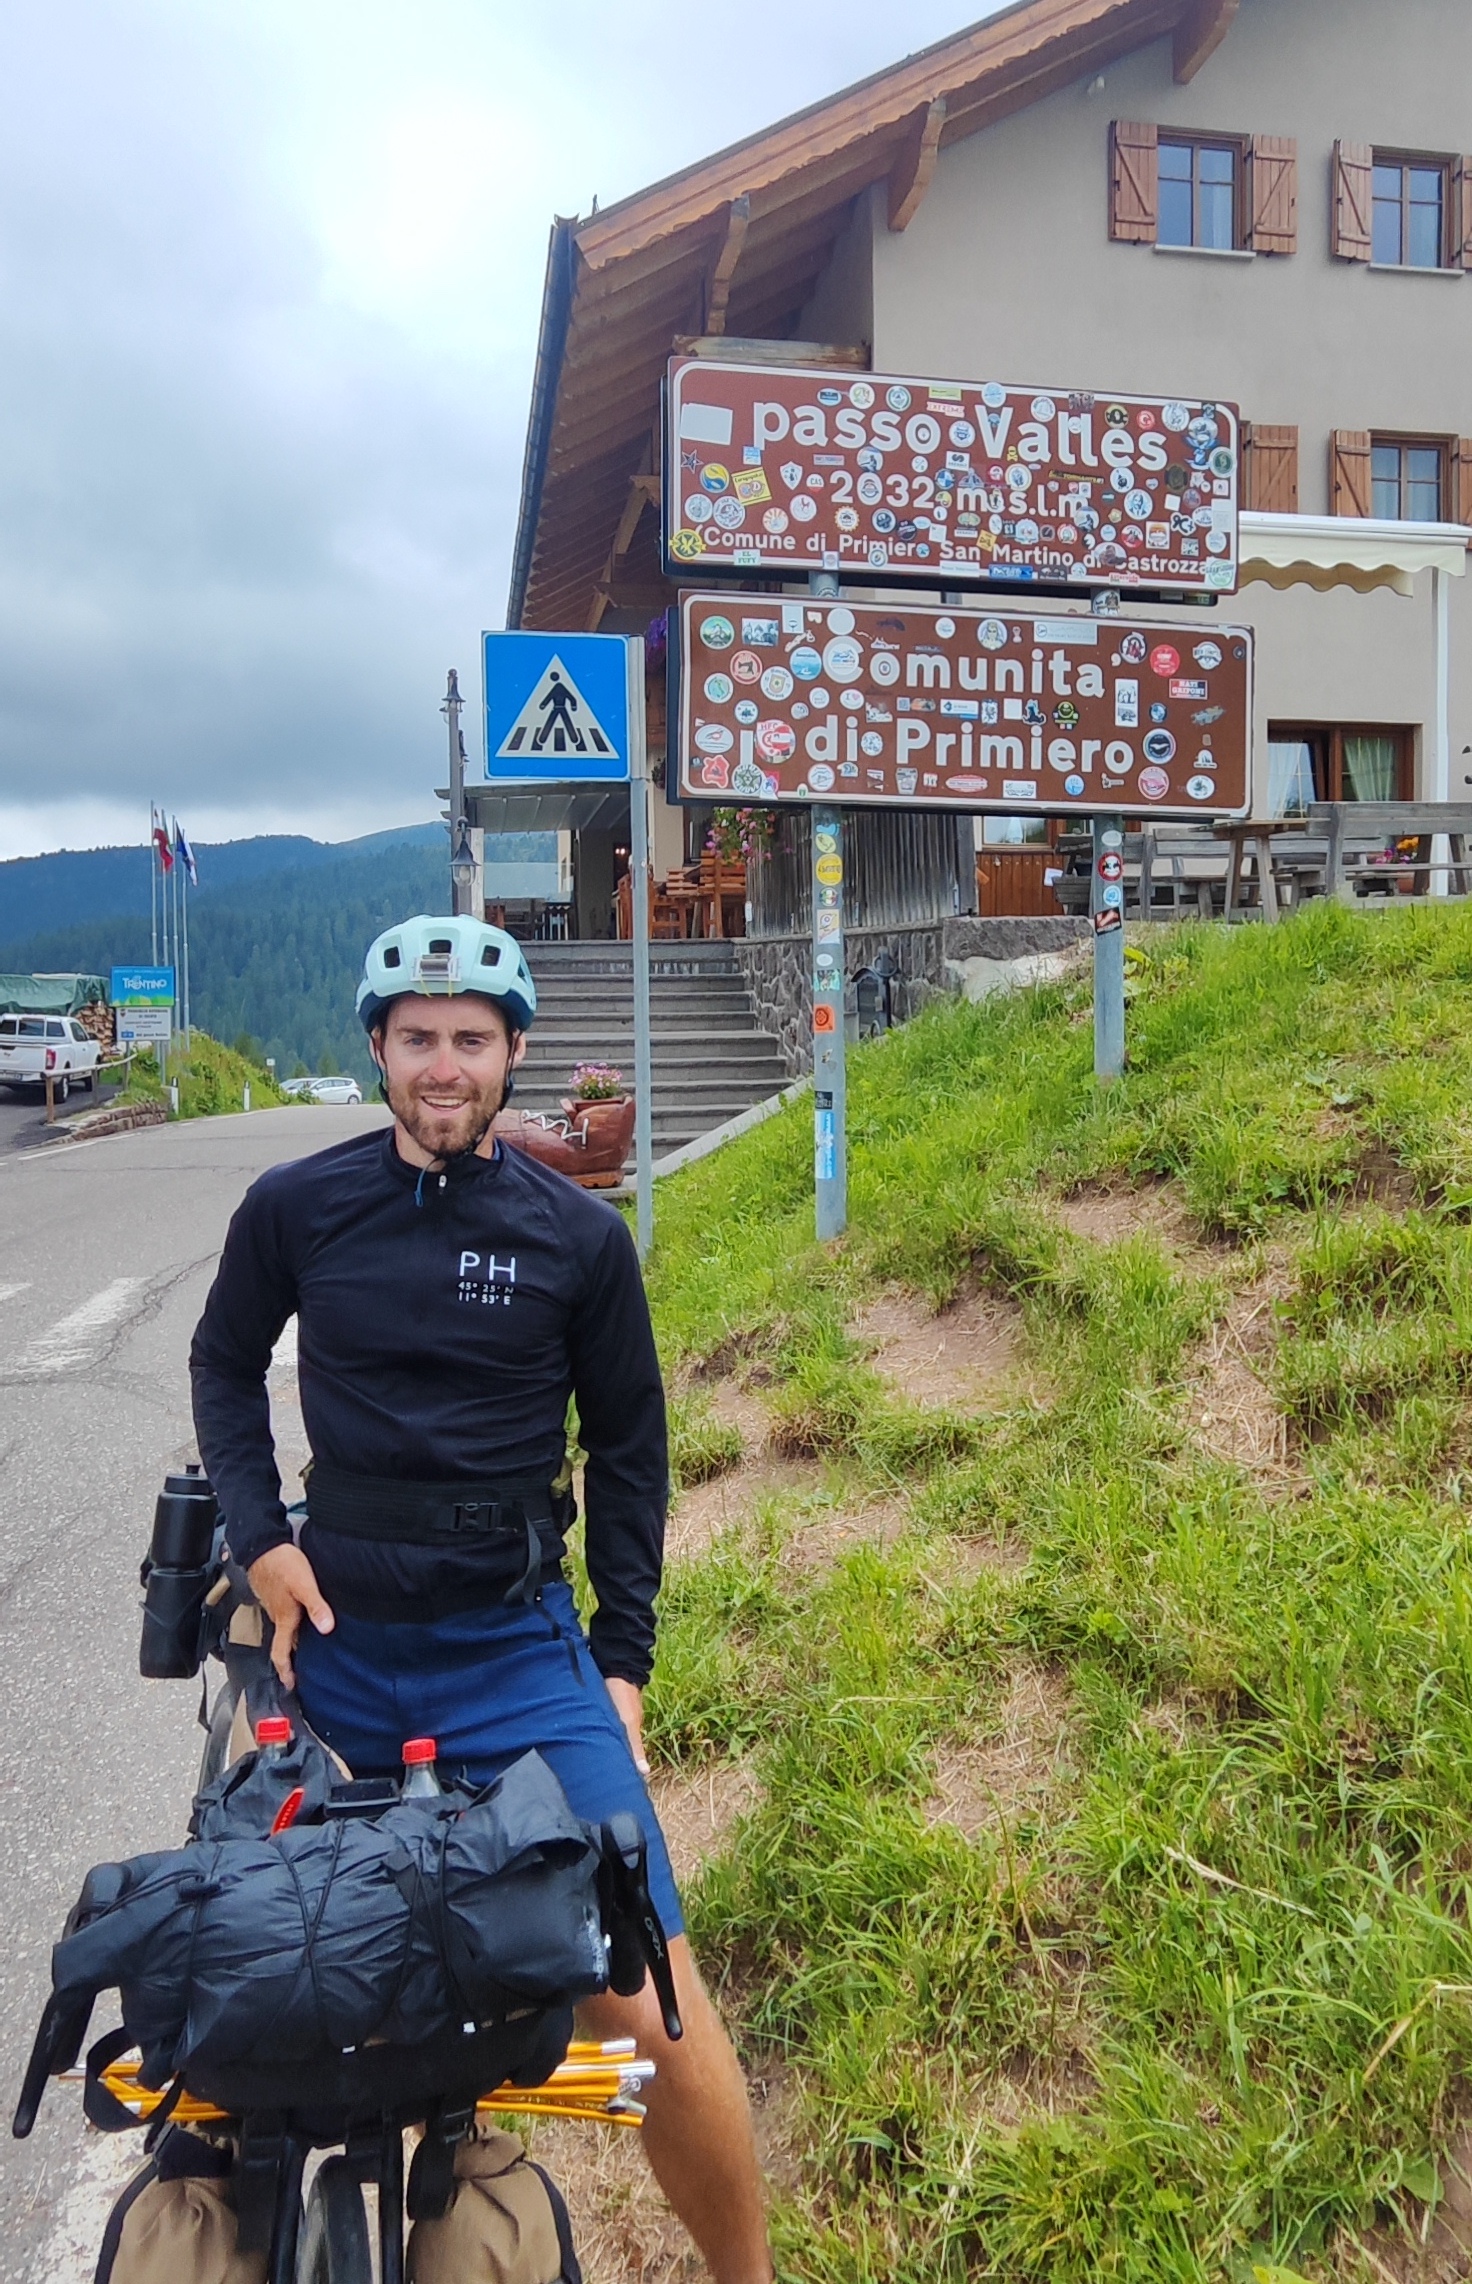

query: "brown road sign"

left=677, top=593, right=1252, bottom=820
left=665, top=359, right=1240, bottom=596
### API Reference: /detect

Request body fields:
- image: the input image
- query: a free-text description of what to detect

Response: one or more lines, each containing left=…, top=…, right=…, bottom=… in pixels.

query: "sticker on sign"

left=677, top=593, right=1252, bottom=818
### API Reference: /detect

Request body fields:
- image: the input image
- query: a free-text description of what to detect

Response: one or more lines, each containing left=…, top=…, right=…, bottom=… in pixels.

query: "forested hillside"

left=0, top=841, right=449, bottom=1079
left=0, top=821, right=442, bottom=942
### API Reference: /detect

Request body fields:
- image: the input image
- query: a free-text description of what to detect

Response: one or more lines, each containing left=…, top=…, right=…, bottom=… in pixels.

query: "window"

left=981, top=817, right=1050, bottom=846
left=1267, top=723, right=1412, bottom=811
left=1158, top=137, right=1238, bottom=248
left=69, top=1022, right=88, bottom=1042
left=1108, top=124, right=1296, bottom=252
left=16, top=1018, right=44, bottom=1038
left=1370, top=438, right=1444, bottom=522
left=1372, top=156, right=1446, bottom=267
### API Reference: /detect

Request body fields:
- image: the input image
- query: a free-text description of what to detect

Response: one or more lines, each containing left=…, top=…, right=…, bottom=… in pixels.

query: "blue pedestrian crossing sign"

left=483, top=631, right=632, bottom=783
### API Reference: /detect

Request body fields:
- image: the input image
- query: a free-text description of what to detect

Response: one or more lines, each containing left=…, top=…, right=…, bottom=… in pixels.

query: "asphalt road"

left=0, top=1074, right=129, bottom=1159
left=0, top=1101, right=389, bottom=2281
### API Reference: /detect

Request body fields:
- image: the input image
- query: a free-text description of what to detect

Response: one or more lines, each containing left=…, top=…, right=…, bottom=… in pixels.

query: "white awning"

left=1239, top=512, right=1471, bottom=597
left=442, top=782, right=631, bottom=835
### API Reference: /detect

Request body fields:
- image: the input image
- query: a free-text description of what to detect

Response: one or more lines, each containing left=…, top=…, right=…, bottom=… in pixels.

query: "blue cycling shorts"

left=293, top=1576, right=683, bottom=1937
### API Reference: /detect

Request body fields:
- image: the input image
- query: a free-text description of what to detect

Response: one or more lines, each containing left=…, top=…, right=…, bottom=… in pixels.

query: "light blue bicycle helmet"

left=356, top=914, right=536, bottom=1036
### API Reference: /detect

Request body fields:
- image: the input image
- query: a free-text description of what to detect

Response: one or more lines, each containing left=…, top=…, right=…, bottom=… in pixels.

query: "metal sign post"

left=626, top=638, right=654, bottom=1261
left=809, top=569, right=847, bottom=1240
left=811, top=804, right=847, bottom=1238
left=1091, top=815, right=1126, bottom=1082
left=480, top=626, right=649, bottom=1248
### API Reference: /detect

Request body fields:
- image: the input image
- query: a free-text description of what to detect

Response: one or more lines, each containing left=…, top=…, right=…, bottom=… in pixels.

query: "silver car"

left=305, top=1076, right=363, bottom=1106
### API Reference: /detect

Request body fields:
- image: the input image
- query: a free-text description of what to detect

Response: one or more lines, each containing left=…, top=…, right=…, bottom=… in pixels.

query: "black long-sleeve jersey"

left=189, top=1128, right=668, bottom=1684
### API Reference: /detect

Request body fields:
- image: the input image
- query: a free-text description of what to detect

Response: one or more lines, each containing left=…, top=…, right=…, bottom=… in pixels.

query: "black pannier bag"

left=15, top=1750, right=610, bottom=2133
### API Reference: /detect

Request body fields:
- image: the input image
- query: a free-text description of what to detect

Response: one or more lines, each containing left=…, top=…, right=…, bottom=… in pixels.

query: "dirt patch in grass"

left=854, top=1288, right=1027, bottom=1412
left=1184, top=1261, right=1301, bottom=1488
left=933, top=1531, right=1031, bottom=1582
left=1327, top=2115, right=1472, bottom=2280
left=969, top=2048, right=1098, bottom=2132
left=704, top=1379, right=773, bottom=1446
left=782, top=1495, right=912, bottom=1575
left=1053, top=1177, right=1217, bottom=1264
left=649, top=1760, right=761, bottom=1888
left=668, top=1456, right=822, bottom=1563
left=926, top=1661, right=1073, bottom=1838
left=525, top=2059, right=798, bottom=2283
left=666, top=1376, right=827, bottom=1561
left=1353, top=1139, right=1420, bottom=1214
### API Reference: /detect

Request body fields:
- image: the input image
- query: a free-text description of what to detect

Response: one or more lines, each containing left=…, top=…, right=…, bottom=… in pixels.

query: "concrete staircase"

left=516, top=942, right=787, bottom=1161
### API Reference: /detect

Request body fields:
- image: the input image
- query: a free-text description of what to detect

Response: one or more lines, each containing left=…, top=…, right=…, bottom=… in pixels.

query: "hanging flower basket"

left=705, top=807, right=775, bottom=863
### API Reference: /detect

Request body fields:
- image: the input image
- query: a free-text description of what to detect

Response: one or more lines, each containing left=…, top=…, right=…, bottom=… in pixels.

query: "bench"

left=1307, top=802, right=1472, bottom=900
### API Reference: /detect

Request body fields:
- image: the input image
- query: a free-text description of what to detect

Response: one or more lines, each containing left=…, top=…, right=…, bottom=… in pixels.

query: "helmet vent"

left=382, top=946, right=401, bottom=969
left=479, top=945, right=499, bottom=965
left=428, top=938, right=453, bottom=954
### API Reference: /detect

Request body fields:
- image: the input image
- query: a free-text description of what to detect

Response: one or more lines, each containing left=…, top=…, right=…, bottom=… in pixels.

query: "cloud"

left=0, top=0, right=996, bottom=859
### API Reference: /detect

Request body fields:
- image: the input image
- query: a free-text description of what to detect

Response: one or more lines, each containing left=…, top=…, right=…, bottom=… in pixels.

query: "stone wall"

left=732, top=915, right=1088, bottom=1076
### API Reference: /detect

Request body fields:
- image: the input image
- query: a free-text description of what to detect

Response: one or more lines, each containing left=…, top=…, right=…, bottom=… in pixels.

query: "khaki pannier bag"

left=407, top=2124, right=583, bottom=2284
left=96, top=2153, right=265, bottom=2284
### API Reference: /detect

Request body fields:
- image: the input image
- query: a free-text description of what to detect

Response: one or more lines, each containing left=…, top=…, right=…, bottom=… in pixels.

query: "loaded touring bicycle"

left=14, top=1465, right=680, bottom=2283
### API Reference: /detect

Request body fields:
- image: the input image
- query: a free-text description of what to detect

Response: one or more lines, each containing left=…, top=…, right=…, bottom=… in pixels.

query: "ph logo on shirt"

left=458, top=1251, right=516, bottom=1307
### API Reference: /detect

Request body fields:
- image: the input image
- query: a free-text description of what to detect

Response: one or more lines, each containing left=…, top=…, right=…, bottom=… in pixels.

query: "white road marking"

left=0, top=1281, right=31, bottom=1306
left=6, top=1278, right=145, bottom=1377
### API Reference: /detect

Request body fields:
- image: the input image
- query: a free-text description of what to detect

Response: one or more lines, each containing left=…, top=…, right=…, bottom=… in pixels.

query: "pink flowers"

left=705, top=806, right=775, bottom=863
left=569, top=1061, right=625, bottom=1100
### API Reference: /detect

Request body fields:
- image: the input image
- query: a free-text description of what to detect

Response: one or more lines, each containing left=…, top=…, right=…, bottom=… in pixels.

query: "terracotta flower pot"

left=564, top=1095, right=636, bottom=1166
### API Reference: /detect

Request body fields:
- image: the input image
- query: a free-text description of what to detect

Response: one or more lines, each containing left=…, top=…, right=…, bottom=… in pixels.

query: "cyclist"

left=189, top=914, right=772, bottom=2284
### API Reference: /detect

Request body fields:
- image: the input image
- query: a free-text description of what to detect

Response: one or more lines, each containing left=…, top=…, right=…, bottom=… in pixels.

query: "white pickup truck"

left=0, top=1014, right=103, bottom=1101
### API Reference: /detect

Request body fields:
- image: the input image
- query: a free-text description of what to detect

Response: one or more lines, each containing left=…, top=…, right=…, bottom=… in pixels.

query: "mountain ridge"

left=0, top=821, right=445, bottom=944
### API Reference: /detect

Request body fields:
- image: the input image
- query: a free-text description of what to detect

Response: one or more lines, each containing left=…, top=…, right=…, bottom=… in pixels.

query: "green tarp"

left=0, top=973, right=107, bottom=1015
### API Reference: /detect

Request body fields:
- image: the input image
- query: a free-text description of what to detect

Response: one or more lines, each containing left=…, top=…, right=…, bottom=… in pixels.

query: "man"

left=190, top=914, right=772, bottom=2284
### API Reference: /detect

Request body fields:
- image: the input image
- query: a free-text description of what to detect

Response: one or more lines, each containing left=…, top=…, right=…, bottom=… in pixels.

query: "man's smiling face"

left=374, top=993, right=525, bottom=1164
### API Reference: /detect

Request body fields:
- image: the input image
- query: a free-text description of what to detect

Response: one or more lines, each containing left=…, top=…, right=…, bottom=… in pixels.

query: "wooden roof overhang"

left=508, top=0, right=1240, bottom=633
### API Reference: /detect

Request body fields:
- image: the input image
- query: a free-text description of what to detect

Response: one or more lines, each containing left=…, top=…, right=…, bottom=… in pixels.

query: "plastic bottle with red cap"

left=255, top=1716, right=292, bottom=1758
left=400, top=1737, right=443, bottom=1799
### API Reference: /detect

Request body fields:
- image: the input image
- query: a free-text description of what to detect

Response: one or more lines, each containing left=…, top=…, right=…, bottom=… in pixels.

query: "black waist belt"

left=304, top=1462, right=574, bottom=1616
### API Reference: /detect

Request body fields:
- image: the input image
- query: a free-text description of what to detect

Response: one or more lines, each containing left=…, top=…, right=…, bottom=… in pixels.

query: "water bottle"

left=255, top=1716, right=292, bottom=1756
left=400, top=1738, right=443, bottom=1798
left=138, top=1463, right=219, bottom=1679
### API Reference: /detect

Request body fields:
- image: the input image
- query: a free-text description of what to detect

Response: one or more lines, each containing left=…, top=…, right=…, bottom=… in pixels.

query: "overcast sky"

left=0, top=0, right=1006, bottom=860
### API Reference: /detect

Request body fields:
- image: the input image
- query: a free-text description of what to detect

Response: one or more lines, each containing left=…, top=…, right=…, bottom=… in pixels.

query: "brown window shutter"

left=1109, top=120, right=1157, bottom=243
left=1330, top=429, right=1372, bottom=516
left=1455, top=158, right=1472, bottom=268
left=1330, top=140, right=1373, bottom=260
left=1241, top=423, right=1299, bottom=512
left=1452, top=439, right=1472, bottom=528
left=1246, top=136, right=1297, bottom=254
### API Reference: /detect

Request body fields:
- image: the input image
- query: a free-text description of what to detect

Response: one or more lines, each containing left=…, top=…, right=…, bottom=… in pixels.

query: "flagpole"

left=171, top=824, right=182, bottom=1051
left=149, top=806, right=157, bottom=964
left=182, top=856, right=191, bottom=1045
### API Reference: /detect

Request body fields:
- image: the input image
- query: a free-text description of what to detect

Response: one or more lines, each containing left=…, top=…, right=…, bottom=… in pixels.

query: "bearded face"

left=375, top=995, right=524, bottom=1162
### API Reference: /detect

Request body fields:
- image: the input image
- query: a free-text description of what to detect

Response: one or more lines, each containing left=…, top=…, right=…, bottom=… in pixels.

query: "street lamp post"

left=450, top=826, right=477, bottom=910
left=443, top=668, right=475, bottom=917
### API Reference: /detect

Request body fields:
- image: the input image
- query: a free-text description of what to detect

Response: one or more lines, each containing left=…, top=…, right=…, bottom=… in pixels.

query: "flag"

left=153, top=810, right=174, bottom=873
left=174, top=819, right=197, bottom=886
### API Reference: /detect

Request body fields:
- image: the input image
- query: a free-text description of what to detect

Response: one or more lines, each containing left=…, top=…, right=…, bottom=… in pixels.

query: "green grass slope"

left=632, top=901, right=1472, bottom=2284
